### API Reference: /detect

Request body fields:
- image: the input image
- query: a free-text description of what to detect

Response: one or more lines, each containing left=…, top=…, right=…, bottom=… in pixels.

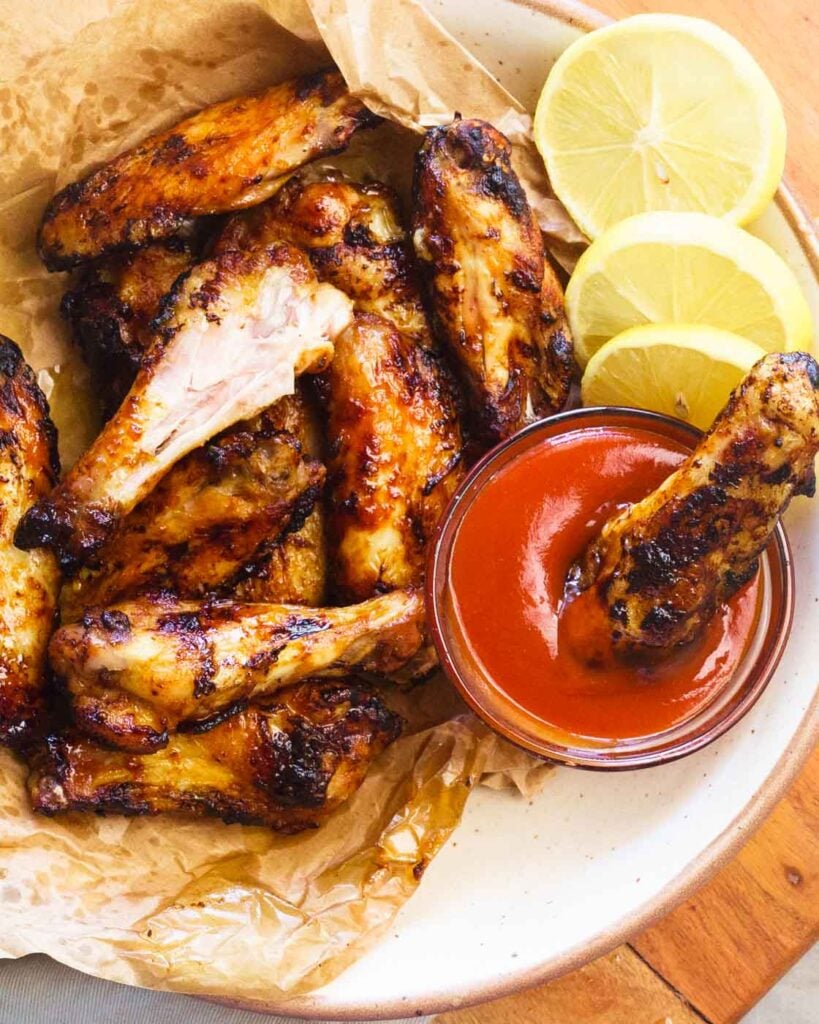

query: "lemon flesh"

left=581, top=323, right=765, bottom=430
left=534, top=14, right=786, bottom=238
left=566, top=211, right=814, bottom=366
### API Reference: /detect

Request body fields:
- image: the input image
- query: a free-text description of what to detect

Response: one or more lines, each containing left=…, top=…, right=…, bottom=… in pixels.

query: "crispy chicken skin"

left=51, top=588, right=425, bottom=751
left=16, top=244, right=353, bottom=572
left=61, top=240, right=197, bottom=417
left=0, top=339, right=61, bottom=746
left=566, top=353, right=819, bottom=660
left=29, top=680, right=402, bottom=832
left=322, top=312, right=464, bottom=600
left=38, top=70, right=381, bottom=270
left=60, top=394, right=324, bottom=620
left=217, top=176, right=466, bottom=602
left=412, top=119, right=575, bottom=446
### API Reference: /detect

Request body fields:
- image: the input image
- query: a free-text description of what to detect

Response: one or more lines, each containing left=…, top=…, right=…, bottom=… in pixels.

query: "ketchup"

left=447, top=426, right=760, bottom=742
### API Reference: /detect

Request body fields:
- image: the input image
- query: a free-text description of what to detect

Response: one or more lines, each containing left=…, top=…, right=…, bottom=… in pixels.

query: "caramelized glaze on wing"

left=52, top=588, right=425, bottom=751
left=567, top=353, right=819, bottom=659
left=29, top=680, right=402, bottom=832
left=412, top=119, right=575, bottom=446
left=16, top=244, right=352, bottom=572
left=0, top=339, right=60, bottom=746
left=38, top=70, right=381, bottom=270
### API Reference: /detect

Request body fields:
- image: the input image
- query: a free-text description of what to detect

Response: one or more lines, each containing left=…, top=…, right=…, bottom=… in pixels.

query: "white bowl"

left=264, top=1, right=818, bottom=1017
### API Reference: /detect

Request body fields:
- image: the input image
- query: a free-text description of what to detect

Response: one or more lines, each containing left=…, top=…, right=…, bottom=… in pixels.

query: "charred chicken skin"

left=217, top=176, right=466, bottom=601
left=412, top=119, right=575, bottom=447
left=29, top=680, right=402, bottom=832
left=51, top=588, right=425, bottom=752
left=38, top=69, right=381, bottom=270
left=61, top=239, right=198, bottom=418
left=566, top=353, right=819, bottom=661
left=60, top=393, right=324, bottom=620
left=16, top=244, right=353, bottom=572
left=0, top=339, right=61, bottom=746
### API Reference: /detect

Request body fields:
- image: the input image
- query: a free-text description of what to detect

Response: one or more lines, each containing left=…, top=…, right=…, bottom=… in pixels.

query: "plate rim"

left=157, top=0, right=819, bottom=1016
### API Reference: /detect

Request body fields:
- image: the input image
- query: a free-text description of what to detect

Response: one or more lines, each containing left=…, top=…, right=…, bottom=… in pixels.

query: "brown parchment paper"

left=0, top=0, right=565, bottom=1003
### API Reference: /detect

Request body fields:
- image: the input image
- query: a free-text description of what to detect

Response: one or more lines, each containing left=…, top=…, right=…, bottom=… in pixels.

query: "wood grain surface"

left=434, top=1, right=818, bottom=1022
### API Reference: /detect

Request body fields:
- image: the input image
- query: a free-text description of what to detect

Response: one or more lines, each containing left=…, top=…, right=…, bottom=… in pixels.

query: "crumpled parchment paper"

left=0, top=0, right=568, bottom=1003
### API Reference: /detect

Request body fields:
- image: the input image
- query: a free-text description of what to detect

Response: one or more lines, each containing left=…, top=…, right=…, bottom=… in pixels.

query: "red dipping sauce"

left=445, top=424, right=761, bottom=744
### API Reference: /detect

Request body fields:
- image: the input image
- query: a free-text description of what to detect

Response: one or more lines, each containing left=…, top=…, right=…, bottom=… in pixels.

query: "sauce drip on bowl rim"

left=441, top=422, right=762, bottom=749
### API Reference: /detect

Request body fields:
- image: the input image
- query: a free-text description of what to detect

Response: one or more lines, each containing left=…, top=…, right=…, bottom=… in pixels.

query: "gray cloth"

left=0, top=955, right=428, bottom=1024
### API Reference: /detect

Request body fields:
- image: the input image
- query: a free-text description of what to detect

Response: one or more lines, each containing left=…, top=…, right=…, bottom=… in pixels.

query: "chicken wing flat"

left=16, top=244, right=352, bottom=572
left=61, top=239, right=198, bottom=417
left=60, top=394, right=324, bottom=620
left=29, top=680, right=401, bottom=832
left=0, top=339, right=61, bottom=746
left=38, top=69, right=381, bottom=270
left=412, top=119, right=575, bottom=446
left=51, top=588, right=425, bottom=751
left=566, top=353, right=819, bottom=660
left=322, top=311, right=464, bottom=601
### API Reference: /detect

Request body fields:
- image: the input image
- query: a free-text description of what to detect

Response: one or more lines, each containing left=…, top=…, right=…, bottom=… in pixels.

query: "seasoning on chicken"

left=565, top=352, right=819, bottom=662
left=0, top=338, right=61, bottom=746
left=51, top=588, right=425, bottom=752
left=37, top=69, right=381, bottom=270
left=59, top=393, right=324, bottom=621
left=60, top=239, right=198, bottom=418
left=29, top=680, right=402, bottom=832
left=412, top=118, right=575, bottom=447
left=217, top=175, right=466, bottom=602
left=15, top=244, right=353, bottom=573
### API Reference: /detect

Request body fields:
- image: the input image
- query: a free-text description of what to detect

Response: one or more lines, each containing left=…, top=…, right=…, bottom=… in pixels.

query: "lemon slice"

left=581, top=323, right=765, bottom=429
left=534, top=14, right=786, bottom=237
left=566, top=211, right=814, bottom=367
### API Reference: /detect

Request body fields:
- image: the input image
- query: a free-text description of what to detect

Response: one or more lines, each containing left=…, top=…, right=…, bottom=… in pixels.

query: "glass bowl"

left=426, top=407, right=794, bottom=770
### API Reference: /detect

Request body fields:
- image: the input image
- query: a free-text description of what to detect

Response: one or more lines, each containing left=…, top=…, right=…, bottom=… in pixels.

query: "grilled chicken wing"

left=38, top=69, right=381, bottom=270
left=217, top=175, right=466, bottom=601
left=61, top=239, right=198, bottom=417
left=29, top=680, right=401, bottom=832
left=60, top=393, right=324, bottom=620
left=0, top=339, right=61, bottom=746
left=16, top=244, right=352, bottom=572
left=51, top=588, right=425, bottom=751
left=412, top=119, right=575, bottom=446
left=566, top=353, right=819, bottom=660
left=322, top=312, right=464, bottom=600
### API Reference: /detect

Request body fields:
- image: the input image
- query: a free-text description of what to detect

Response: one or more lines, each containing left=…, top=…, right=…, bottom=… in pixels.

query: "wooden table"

left=435, top=2, right=818, bottom=1022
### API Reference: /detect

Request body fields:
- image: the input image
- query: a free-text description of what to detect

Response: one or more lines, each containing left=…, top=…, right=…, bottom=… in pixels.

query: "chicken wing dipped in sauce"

left=0, top=338, right=61, bottom=746
left=29, top=680, right=402, bottom=832
left=51, top=588, right=425, bottom=752
left=565, top=352, right=819, bottom=662
left=216, top=175, right=466, bottom=603
left=412, top=118, right=576, bottom=447
left=60, top=392, right=324, bottom=620
left=38, top=69, right=381, bottom=270
left=61, top=239, right=198, bottom=418
left=16, top=244, right=353, bottom=572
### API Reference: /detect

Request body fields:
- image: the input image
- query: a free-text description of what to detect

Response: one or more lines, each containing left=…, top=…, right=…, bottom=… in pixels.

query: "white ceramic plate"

left=251, top=1, right=819, bottom=1018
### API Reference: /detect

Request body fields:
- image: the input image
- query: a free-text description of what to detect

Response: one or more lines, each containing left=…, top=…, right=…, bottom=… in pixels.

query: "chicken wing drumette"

left=565, top=352, right=819, bottom=662
left=51, top=588, right=425, bottom=752
left=29, top=679, right=401, bottom=832
left=38, top=69, right=381, bottom=270
left=16, top=244, right=352, bottom=572
left=0, top=338, right=61, bottom=746
left=412, top=119, right=575, bottom=447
